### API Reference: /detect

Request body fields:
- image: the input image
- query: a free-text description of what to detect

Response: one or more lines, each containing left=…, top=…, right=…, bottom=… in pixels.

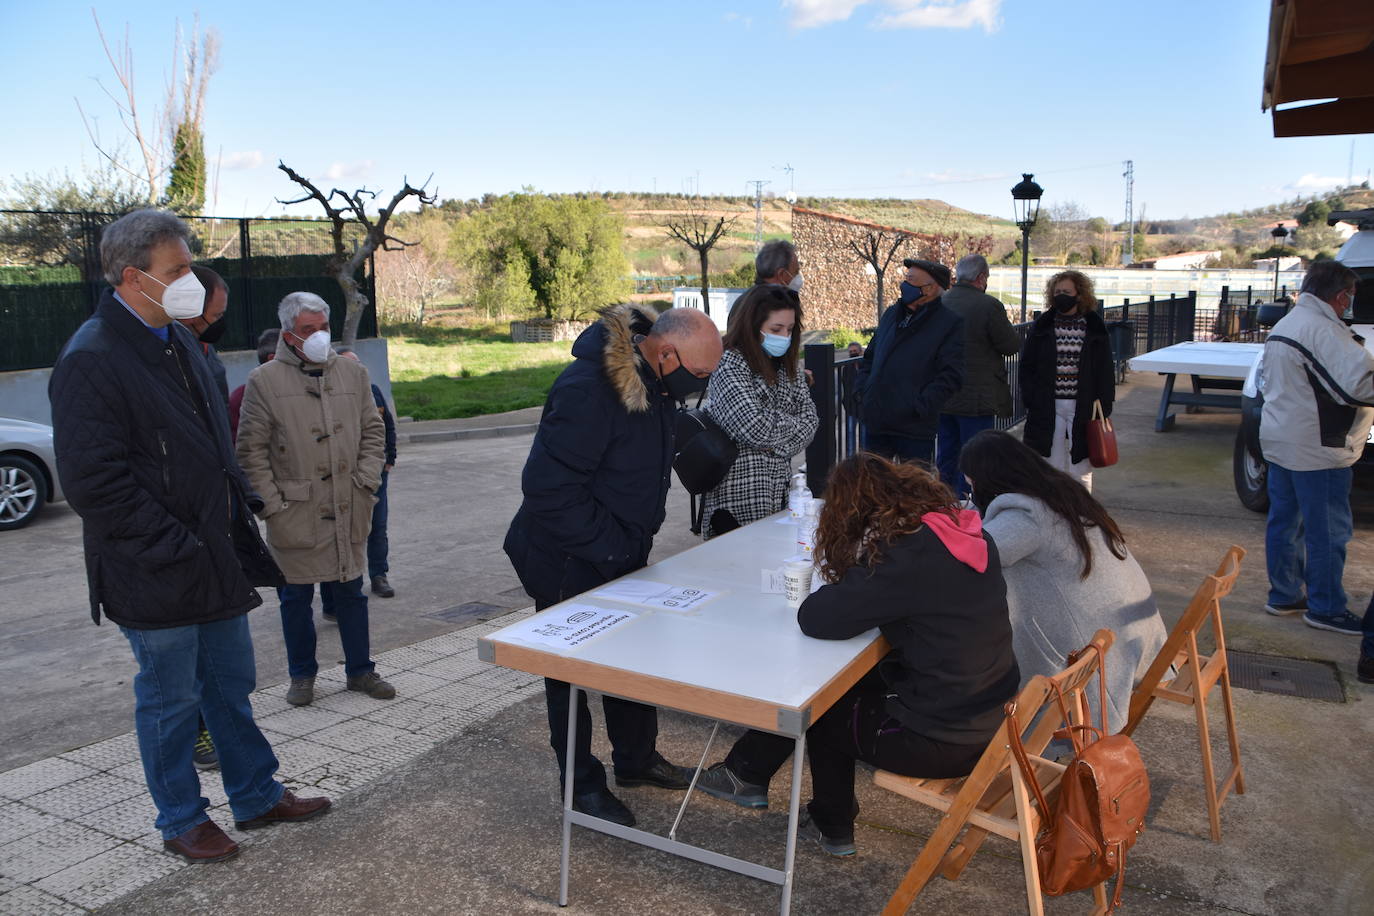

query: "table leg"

left=1155, top=373, right=1178, bottom=431
left=559, top=685, right=579, bottom=907
left=779, top=735, right=805, bottom=916
left=1187, top=374, right=1203, bottom=413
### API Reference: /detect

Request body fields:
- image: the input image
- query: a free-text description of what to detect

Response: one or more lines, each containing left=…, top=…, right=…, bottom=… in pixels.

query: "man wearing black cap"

left=857, top=258, right=965, bottom=464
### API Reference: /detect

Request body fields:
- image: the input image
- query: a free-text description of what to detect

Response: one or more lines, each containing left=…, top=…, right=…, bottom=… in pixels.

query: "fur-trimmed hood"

left=570, top=303, right=660, bottom=413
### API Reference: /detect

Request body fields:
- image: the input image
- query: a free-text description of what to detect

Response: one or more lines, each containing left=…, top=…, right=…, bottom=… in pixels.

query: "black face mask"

left=660, top=357, right=708, bottom=402
left=198, top=315, right=228, bottom=344
left=1052, top=293, right=1079, bottom=314
left=898, top=281, right=925, bottom=306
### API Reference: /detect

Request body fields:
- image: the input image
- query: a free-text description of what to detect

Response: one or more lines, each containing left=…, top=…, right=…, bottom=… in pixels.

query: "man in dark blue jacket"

left=49, top=209, right=330, bottom=865
left=859, top=258, right=965, bottom=464
left=504, top=303, right=722, bottom=827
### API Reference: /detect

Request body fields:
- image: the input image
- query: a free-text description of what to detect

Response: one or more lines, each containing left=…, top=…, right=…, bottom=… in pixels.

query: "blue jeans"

left=936, top=414, right=995, bottom=498
left=121, top=615, right=284, bottom=839
left=845, top=416, right=860, bottom=456
left=279, top=578, right=375, bottom=678
left=367, top=470, right=389, bottom=578
left=1265, top=463, right=1353, bottom=617
left=863, top=430, right=935, bottom=466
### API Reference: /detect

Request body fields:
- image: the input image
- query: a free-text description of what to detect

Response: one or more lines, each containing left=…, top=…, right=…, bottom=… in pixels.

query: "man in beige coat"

left=236, top=292, right=395, bottom=707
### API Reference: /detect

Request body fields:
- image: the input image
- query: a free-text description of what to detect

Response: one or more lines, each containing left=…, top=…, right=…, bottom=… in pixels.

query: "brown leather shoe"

left=163, top=820, right=240, bottom=863
left=234, top=790, right=332, bottom=831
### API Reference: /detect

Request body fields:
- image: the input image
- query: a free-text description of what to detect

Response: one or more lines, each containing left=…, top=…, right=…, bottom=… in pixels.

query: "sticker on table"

left=500, top=604, right=637, bottom=651
left=592, top=580, right=720, bottom=611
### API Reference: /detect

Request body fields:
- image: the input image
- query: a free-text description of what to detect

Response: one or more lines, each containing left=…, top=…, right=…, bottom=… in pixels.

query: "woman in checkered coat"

left=701, top=285, right=819, bottom=539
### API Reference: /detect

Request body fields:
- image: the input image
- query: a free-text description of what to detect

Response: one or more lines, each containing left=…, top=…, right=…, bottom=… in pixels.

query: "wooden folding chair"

left=874, top=629, right=1116, bottom=916
left=1122, top=545, right=1245, bottom=843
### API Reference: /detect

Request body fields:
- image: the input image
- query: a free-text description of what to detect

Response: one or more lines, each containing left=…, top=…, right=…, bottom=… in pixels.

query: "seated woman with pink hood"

left=695, top=453, right=1019, bottom=857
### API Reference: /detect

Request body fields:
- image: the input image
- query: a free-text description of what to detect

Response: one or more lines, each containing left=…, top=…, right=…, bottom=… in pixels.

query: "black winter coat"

left=859, top=297, right=965, bottom=440
left=1019, top=308, right=1115, bottom=464
left=503, top=305, right=676, bottom=607
left=49, top=290, right=283, bottom=629
left=940, top=282, right=1021, bottom=417
left=798, top=527, right=1019, bottom=744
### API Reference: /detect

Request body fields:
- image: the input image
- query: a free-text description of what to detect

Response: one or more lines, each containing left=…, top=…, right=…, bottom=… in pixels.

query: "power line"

left=746, top=179, right=770, bottom=250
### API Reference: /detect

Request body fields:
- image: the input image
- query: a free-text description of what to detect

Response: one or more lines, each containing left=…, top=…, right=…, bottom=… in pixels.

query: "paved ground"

left=2, top=371, right=1372, bottom=914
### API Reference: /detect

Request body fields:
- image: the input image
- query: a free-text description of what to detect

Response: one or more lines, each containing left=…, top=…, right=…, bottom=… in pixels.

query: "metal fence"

left=0, top=210, right=377, bottom=372
left=802, top=291, right=1200, bottom=493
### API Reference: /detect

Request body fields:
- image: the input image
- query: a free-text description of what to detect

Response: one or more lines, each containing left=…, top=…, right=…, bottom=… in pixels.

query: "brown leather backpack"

left=1007, top=644, right=1151, bottom=911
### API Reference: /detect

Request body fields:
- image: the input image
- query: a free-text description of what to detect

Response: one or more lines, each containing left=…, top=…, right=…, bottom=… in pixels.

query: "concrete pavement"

left=1, top=370, right=1371, bottom=914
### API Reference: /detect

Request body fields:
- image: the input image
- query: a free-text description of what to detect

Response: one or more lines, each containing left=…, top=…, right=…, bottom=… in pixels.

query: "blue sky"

left=1, top=0, right=1365, bottom=223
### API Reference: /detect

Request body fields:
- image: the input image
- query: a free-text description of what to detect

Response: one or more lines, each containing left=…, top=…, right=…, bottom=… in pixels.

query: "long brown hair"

left=721, top=284, right=802, bottom=385
left=1043, top=269, right=1098, bottom=313
left=957, top=430, right=1126, bottom=578
left=814, top=452, right=958, bottom=584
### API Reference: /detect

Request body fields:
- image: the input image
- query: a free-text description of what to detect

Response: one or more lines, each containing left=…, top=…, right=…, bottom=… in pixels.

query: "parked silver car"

left=0, top=418, right=65, bottom=530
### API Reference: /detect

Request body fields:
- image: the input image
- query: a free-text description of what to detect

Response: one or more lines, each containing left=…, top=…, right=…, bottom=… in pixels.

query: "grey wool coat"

left=701, top=348, right=818, bottom=539
left=983, top=493, right=1167, bottom=734
left=236, top=338, right=385, bottom=585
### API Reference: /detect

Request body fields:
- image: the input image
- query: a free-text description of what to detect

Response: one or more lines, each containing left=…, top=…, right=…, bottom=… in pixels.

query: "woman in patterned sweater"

left=1018, top=270, right=1115, bottom=490
left=700, top=284, right=819, bottom=538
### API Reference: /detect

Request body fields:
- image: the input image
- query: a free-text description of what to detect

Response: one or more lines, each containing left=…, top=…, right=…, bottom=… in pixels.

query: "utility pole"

left=1122, top=160, right=1135, bottom=265
left=747, top=180, right=770, bottom=250
left=780, top=164, right=796, bottom=203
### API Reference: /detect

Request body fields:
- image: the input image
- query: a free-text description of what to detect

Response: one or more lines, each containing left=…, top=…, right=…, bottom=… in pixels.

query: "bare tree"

left=277, top=162, right=437, bottom=345
left=661, top=200, right=739, bottom=317
left=77, top=11, right=219, bottom=208
left=846, top=228, right=912, bottom=326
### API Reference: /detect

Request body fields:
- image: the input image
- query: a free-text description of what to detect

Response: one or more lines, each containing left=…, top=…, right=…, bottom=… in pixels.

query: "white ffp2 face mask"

left=299, top=329, right=332, bottom=363
left=787, top=272, right=804, bottom=293
left=138, top=269, right=205, bottom=320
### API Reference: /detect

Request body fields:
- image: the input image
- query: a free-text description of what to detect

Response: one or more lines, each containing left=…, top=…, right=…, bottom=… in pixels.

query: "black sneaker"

left=1358, top=654, right=1374, bottom=685
left=614, top=752, right=692, bottom=790
left=694, top=762, right=768, bottom=809
left=192, top=728, right=218, bottom=770
left=346, top=670, right=397, bottom=699
left=1265, top=597, right=1307, bottom=616
left=799, top=809, right=855, bottom=857
left=571, top=789, right=635, bottom=827
left=1303, top=611, right=1363, bottom=635
left=371, top=575, right=395, bottom=598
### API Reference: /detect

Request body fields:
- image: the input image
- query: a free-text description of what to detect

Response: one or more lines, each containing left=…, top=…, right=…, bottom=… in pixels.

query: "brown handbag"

left=1006, top=645, right=1150, bottom=912
left=1087, top=399, right=1118, bottom=468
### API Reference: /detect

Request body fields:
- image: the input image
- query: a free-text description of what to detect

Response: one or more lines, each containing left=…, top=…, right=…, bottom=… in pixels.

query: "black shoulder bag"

left=673, top=391, right=738, bottom=534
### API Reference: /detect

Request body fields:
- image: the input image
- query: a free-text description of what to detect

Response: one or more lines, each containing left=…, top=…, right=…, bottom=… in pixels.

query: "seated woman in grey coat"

left=958, top=430, right=1166, bottom=734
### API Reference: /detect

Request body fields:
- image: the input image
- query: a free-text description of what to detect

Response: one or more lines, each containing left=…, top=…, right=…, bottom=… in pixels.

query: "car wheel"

left=0, top=455, right=47, bottom=531
left=1233, top=429, right=1269, bottom=513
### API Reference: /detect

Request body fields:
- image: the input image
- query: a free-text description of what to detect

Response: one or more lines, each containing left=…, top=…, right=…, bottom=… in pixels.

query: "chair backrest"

left=1007, top=628, right=1117, bottom=759
left=1124, top=545, right=1244, bottom=736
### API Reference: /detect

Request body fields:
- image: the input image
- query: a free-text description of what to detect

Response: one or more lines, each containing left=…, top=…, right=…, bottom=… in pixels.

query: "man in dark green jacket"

left=936, top=254, right=1021, bottom=497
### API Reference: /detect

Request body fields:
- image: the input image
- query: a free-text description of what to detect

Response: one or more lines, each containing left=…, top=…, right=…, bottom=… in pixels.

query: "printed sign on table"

left=592, top=580, right=719, bottom=612
left=499, top=604, right=637, bottom=652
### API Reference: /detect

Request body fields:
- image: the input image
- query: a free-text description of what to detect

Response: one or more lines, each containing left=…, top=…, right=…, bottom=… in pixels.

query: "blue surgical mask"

left=761, top=332, right=791, bottom=357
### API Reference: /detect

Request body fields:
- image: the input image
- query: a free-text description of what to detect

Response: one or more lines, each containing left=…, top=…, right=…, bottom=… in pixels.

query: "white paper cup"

left=783, top=558, right=814, bottom=608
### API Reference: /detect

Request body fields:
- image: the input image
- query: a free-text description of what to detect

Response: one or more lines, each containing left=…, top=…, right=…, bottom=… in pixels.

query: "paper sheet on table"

left=497, top=604, right=637, bottom=651
left=592, top=580, right=719, bottom=611
left=762, top=566, right=824, bottom=594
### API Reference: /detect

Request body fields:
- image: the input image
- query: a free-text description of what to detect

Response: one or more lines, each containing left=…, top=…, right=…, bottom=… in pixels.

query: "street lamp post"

left=1011, top=173, right=1044, bottom=322
left=1270, top=223, right=1289, bottom=299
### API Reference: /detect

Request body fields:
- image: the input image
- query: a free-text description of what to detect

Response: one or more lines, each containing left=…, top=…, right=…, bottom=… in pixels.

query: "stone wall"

left=792, top=206, right=992, bottom=331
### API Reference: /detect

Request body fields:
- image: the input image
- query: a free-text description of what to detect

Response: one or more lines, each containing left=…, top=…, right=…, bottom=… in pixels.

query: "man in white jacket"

left=1260, top=261, right=1374, bottom=634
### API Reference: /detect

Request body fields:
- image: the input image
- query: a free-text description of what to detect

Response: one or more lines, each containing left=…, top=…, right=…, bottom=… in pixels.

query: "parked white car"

left=0, top=418, right=65, bottom=530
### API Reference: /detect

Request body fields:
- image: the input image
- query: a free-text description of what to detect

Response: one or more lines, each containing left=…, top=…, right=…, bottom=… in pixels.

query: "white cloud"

left=923, top=168, right=1010, bottom=183
left=785, top=0, right=868, bottom=29
left=786, top=0, right=1002, bottom=31
left=1289, top=173, right=1344, bottom=190
left=724, top=11, right=754, bottom=27
left=325, top=160, right=375, bottom=181
left=221, top=151, right=264, bottom=170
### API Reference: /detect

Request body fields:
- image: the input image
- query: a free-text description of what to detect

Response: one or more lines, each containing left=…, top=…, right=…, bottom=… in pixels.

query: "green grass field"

left=385, top=322, right=572, bottom=420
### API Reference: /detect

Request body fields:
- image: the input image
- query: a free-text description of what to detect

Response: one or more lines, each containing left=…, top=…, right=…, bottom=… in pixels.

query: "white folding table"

left=478, top=513, right=888, bottom=914
left=1128, top=341, right=1264, bottom=431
